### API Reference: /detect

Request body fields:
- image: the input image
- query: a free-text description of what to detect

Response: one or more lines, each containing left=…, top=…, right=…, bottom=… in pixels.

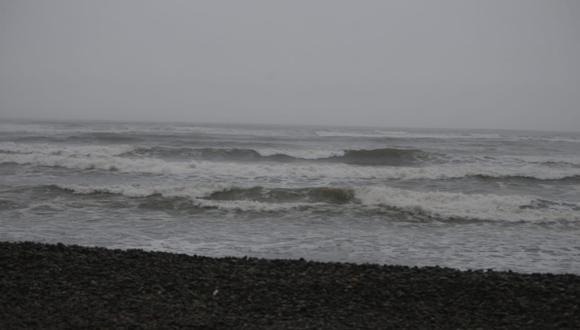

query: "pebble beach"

left=1, top=241, right=579, bottom=329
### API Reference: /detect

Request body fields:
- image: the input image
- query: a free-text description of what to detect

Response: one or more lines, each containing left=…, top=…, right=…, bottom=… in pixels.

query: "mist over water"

left=1, top=120, right=579, bottom=273
left=2, top=1, right=580, bottom=131
left=2, top=0, right=580, bottom=281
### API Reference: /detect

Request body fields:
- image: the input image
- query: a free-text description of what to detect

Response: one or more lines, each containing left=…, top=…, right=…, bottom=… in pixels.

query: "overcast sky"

left=1, top=0, right=579, bottom=131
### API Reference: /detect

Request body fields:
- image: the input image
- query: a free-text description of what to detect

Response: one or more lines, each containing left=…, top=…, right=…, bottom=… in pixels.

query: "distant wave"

left=315, top=131, right=394, bottom=138
left=2, top=142, right=580, bottom=181
left=64, top=133, right=141, bottom=143
left=0, top=123, right=300, bottom=138
left=332, top=148, right=429, bottom=166
left=0, top=142, right=427, bottom=166
left=467, top=174, right=580, bottom=183
left=20, top=184, right=580, bottom=223
left=0, top=142, right=134, bottom=156
left=3, top=152, right=580, bottom=182
left=315, top=130, right=504, bottom=139
left=124, top=147, right=300, bottom=162
left=12, top=133, right=141, bottom=144
left=3, top=122, right=579, bottom=143
left=123, top=146, right=428, bottom=166
left=315, top=130, right=580, bottom=143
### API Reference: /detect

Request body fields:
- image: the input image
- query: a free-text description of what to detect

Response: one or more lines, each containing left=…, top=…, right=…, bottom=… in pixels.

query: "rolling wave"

left=2, top=142, right=580, bottom=181
left=206, top=186, right=355, bottom=204
left=466, top=174, right=580, bottom=183
left=123, top=146, right=428, bottom=166
left=331, top=148, right=429, bottom=166
left=124, top=147, right=300, bottom=162
left=0, top=142, right=429, bottom=166
left=16, top=184, right=580, bottom=223
left=3, top=122, right=579, bottom=143
left=0, top=122, right=303, bottom=138
left=315, top=129, right=580, bottom=143
left=3, top=151, right=580, bottom=181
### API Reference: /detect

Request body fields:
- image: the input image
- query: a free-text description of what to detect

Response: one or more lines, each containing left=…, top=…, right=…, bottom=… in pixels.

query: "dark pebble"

left=1, top=241, right=579, bottom=329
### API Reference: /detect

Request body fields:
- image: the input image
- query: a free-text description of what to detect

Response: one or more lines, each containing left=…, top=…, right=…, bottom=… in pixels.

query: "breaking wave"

left=124, top=147, right=301, bottom=162
left=354, top=186, right=580, bottom=223
left=3, top=153, right=580, bottom=182
left=25, top=184, right=580, bottom=222
left=466, top=174, right=580, bottom=183
left=206, top=186, right=355, bottom=204
left=332, top=148, right=429, bottom=165
left=2, top=142, right=580, bottom=181
left=123, top=146, right=428, bottom=166
left=1, top=142, right=429, bottom=166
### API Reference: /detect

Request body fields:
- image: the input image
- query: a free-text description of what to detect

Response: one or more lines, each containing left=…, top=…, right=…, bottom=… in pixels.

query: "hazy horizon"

left=4, top=114, right=580, bottom=134
left=1, top=0, right=579, bottom=132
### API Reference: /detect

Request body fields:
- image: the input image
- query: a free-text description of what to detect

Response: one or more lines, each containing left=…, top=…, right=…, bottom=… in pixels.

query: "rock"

left=1, top=241, right=579, bottom=329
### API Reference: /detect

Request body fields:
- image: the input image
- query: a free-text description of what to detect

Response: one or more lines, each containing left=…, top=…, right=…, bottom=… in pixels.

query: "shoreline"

left=1, top=241, right=579, bottom=329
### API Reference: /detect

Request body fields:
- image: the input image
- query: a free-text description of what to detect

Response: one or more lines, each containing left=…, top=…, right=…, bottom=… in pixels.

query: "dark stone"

left=1, top=241, right=579, bottom=329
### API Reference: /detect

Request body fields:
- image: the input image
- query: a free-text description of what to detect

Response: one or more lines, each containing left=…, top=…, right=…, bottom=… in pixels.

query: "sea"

left=1, top=119, right=579, bottom=274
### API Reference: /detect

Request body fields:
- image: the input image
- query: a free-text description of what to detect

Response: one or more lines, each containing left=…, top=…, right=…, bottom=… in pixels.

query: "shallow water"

left=1, top=120, right=579, bottom=273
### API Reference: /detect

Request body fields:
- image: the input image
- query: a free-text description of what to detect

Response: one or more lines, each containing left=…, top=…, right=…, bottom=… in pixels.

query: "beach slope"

left=1, top=241, right=579, bottom=329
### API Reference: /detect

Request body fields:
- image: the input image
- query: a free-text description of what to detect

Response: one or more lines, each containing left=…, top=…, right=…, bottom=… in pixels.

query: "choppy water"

left=1, top=120, right=579, bottom=273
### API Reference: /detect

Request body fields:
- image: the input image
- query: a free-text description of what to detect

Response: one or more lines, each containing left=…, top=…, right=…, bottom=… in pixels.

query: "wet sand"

left=1, top=241, right=579, bottom=329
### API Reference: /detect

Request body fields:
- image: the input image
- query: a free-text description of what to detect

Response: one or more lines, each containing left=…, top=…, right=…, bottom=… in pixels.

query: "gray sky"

left=1, top=0, right=579, bottom=131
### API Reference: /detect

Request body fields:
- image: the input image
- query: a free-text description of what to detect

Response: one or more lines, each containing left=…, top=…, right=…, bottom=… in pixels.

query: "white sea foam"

left=55, top=183, right=318, bottom=212
left=255, top=148, right=344, bottom=159
left=498, top=155, right=580, bottom=167
left=354, top=186, right=580, bottom=222
left=57, top=183, right=223, bottom=199
left=3, top=145, right=580, bottom=181
left=543, top=137, right=580, bottom=143
left=53, top=183, right=580, bottom=221
left=0, top=142, right=580, bottom=169
left=3, top=122, right=579, bottom=275
left=0, top=142, right=343, bottom=162
left=1, top=152, right=192, bottom=175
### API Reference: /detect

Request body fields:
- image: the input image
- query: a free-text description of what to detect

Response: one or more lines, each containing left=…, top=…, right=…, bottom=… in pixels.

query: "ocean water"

left=1, top=119, right=579, bottom=274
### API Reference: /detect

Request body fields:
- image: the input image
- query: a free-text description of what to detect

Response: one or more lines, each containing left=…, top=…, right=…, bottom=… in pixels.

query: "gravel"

left=1, top=241, right=579, bottom=329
